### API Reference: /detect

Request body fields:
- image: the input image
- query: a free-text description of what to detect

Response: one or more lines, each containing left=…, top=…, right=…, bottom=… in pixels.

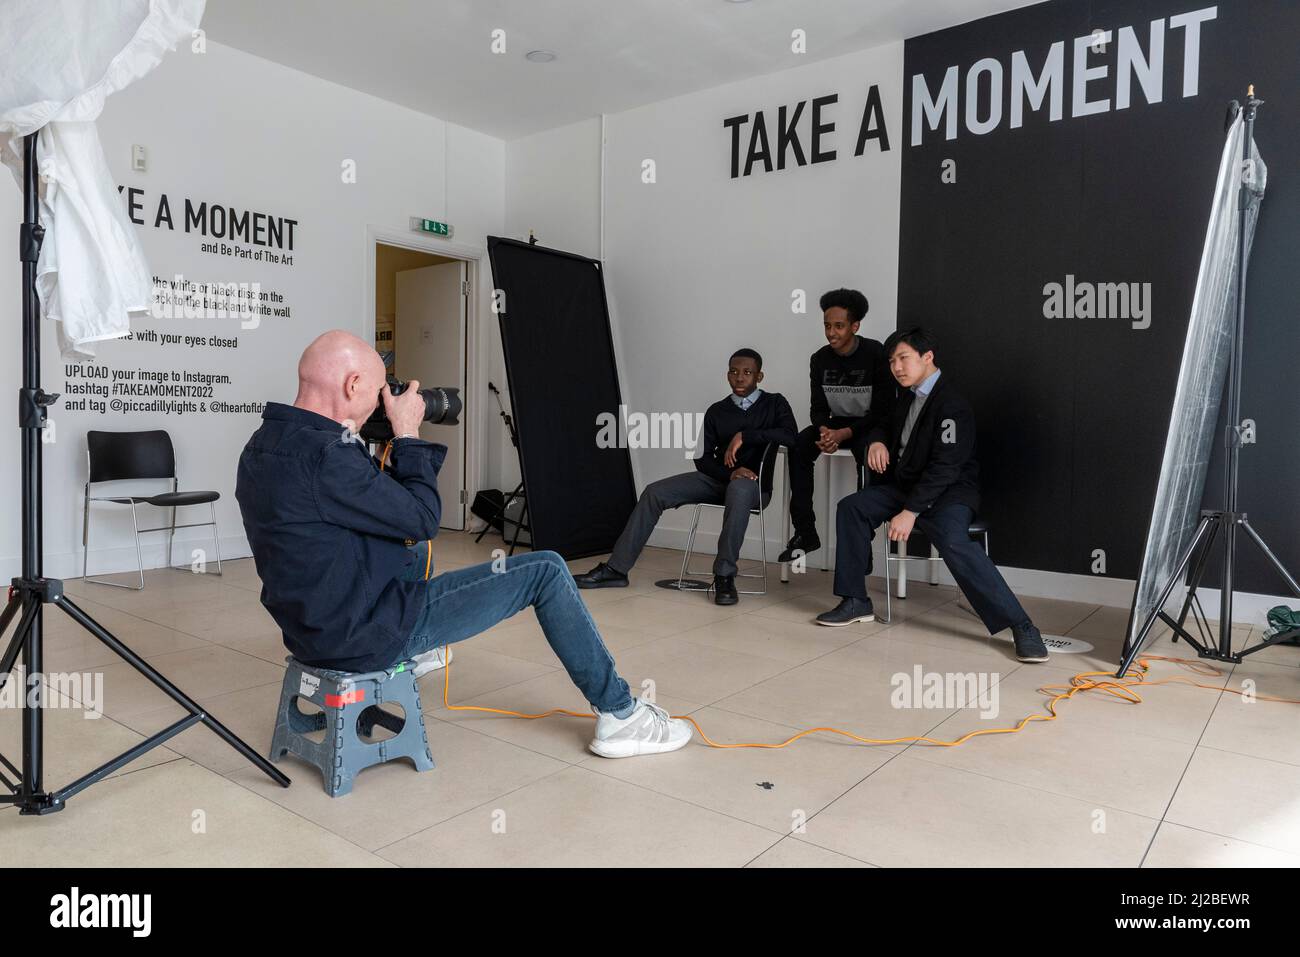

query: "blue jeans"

left=392, top=549, right=634, bottom=714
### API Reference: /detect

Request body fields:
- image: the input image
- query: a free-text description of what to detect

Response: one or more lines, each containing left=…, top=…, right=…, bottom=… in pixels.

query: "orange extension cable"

left=434, top=650, right=1300, bottom=750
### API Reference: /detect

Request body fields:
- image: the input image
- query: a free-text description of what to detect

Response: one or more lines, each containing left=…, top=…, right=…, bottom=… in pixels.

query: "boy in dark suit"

left=815, top=327, right=1049, bottom=663
left=576, top=349, right=797, bottom=605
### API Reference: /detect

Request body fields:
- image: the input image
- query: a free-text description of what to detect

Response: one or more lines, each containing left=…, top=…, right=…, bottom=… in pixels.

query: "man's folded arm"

left=312, top=438, right=445, bottom=541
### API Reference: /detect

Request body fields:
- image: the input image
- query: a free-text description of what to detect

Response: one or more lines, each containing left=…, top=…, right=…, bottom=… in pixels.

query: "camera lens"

left=421, top=387, right=462, bottom=427
left=358, top=377, right=461, bottom=442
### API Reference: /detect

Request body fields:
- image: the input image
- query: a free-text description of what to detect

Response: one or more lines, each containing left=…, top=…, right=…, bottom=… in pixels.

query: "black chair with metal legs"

left=82, top=430, right=224, bottom=589
left=880, top=517, right=990, bottom=624
left=676, top=442, right=781, bottom=596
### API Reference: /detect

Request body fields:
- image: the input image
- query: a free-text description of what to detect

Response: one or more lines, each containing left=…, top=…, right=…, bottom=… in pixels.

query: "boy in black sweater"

left=576, top=349, right=797, bottom=605
left=779, top=288, right=896, bottom=563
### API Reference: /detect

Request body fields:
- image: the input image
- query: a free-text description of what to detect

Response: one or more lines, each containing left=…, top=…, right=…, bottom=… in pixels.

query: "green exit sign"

left=409, top=217, right=453, bottom=238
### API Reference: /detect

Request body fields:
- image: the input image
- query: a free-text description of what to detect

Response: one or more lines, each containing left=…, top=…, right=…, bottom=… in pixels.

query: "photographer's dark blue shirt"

left=235, top=402, right=446, bottom=673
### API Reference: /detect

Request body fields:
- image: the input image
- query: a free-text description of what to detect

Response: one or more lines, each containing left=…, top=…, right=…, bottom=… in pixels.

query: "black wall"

left=898, top=0, right=1300, bottom=591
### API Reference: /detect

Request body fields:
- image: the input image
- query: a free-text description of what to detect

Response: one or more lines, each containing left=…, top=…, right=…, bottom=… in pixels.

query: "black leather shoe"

left=574, top=562, right=629, bottom=589
left=815, top=596, right=875, bottom=626
left=778, top=531, right=821, bottom=563
left=1012, top=620, right=1049, bottom=662
left=714, top=575, right=739, bottom=605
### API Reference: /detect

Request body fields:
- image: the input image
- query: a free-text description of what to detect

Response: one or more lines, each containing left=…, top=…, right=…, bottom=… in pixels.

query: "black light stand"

left=0, top=132, right=289, bottom=814
left=1118, top=89, right=1300, bottom=678
left=474, top=381, right=530, bottom=556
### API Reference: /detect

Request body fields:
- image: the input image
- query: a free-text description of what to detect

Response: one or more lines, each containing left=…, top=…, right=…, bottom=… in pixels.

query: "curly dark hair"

left=818, top=288, right=869, bottom=324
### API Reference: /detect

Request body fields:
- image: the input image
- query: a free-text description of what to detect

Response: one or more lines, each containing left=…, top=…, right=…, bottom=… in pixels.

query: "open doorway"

left=373, top=242, right=468, bottom=530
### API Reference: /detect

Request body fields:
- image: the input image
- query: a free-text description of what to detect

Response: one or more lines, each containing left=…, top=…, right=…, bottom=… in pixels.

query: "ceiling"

left=202, top=0, right=1047, bottom=140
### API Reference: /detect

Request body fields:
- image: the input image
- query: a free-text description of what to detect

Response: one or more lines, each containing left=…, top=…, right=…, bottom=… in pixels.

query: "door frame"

left=363, top=226, right=486, bottom=529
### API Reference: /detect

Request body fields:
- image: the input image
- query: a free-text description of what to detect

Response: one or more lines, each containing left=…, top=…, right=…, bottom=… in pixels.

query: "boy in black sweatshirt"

left=576, top=349, right=797, bottom=605
left=779, top=288, right=896, bottom=563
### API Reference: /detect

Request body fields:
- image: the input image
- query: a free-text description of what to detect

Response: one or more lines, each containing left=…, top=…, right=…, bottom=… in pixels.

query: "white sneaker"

left=411, top=646, right=452, bottom=678
left=588, top=696, right=693, bottom=758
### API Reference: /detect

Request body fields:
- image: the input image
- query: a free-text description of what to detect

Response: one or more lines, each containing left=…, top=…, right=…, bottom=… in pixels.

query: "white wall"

left=505, top=117, right=603, bottom=259
left=0, top=41, right=505, bottom=581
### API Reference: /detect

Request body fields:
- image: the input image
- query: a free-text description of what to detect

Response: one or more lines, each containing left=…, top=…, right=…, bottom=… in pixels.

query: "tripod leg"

left=1240, top=520, right=1300, bottom=597
left=486, top=481, right=526, bottom=556
left=1169, top=518, right=1221, bottom=644
left=0, top=592, right=23, bottom=646
left=54, top=596, right=290, bottom=788
left=1117, top=514, right=1216, bottom=678
left=474, top=485, right=520, bottom=544
left=508, top=485, right=528, bottom=556
left=474, top=488, right=508, bottom=543
left=474, top=489, right=507, bottom=543
left=510, top=508, right=525, bottom=556
left=0, top=596, right=39, bottom=686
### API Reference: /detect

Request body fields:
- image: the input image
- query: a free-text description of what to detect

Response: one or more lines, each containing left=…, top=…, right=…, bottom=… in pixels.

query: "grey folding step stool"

left=270, top=656, right=435, bottom=797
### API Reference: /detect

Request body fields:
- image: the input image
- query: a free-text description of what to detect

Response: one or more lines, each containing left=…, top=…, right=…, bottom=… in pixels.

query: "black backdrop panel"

left=899, top=0, right=1300, bottom=592
left=487, top=237, right=637, bottom=559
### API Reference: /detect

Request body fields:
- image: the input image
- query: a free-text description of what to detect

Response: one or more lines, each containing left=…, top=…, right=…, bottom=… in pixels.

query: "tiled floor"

left=4, top=531, right=1299, bottom=867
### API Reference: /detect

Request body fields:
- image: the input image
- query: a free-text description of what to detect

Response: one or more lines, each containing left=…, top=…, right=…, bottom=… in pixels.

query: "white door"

left=395, top=261, right=467, bottom=530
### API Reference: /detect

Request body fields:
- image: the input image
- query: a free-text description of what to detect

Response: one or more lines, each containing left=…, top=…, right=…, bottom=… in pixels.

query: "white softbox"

left=0, top=0, right=205, bottom=358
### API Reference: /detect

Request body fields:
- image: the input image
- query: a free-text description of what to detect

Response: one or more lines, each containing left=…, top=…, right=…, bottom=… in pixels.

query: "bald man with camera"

left=235, top=330, right=691, bottom=758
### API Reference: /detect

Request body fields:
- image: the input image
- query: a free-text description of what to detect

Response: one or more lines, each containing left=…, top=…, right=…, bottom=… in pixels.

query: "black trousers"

left=833, top=484, right=1028, bottom=635
left=787, top=421, right=869, bottom=535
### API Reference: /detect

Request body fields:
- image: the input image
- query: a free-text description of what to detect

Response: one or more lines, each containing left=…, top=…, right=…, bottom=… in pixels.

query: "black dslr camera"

left=359, top=374, right=462, bottom=443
